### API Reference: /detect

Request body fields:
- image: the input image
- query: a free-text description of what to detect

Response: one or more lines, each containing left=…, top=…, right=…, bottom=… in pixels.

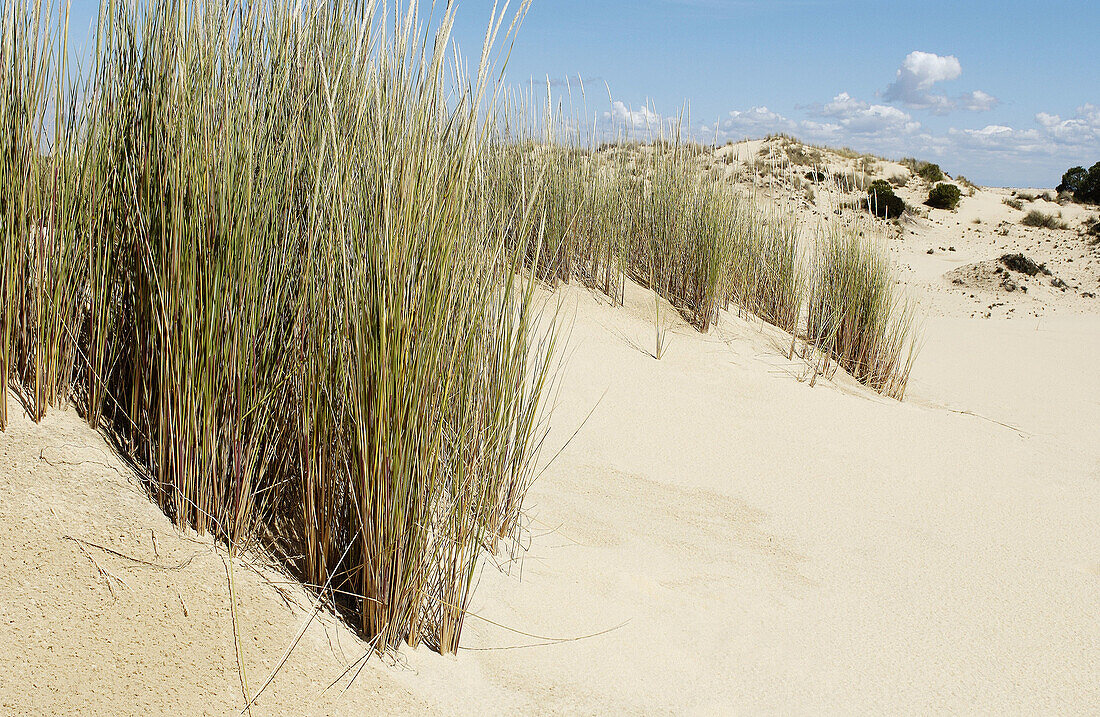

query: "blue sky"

left=64, top=0, right=1099, bottom=186
left=441, top=0, right=1100, bottom=187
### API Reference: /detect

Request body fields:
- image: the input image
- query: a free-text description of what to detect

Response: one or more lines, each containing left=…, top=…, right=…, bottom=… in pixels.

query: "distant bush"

left=887, top=173, right=908, bottom=188
left=784, top=143, right=822, bottom=166
left=1020, top=210, right=1068, bottom=229
left=1057, top=166, right=1088, bottom=194
left=1002, top=197, right=1024, bottom=210
left=918, top=163, right=945, bottom=183
left=1082, top=216, right=1099, bottom=237
left=804, top=170, right=827, bottom=182
left=1057, top=162, right=1100, bottom=204
left=925, top=183, right=961, bottom=210
left=902, top=158, right=945, bottom=183
left=865, top=180, right=906, bottom=219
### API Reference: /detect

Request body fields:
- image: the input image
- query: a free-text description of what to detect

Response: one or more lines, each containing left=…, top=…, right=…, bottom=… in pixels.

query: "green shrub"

left=865, top=180, right=906, bottom=219
left=1002, top=197, right=1024, bottom=210
left=903, top=158, right=945, bottom=183
left=926, top=183, right=961, bottom=210
left=1057, top=166, right=1088, bottom=194
left=917, top=162, right=945, bottom=183
left=1058, top=162, right=1100, bottom=204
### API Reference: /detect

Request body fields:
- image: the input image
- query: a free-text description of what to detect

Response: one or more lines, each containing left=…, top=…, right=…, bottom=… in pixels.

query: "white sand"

left=2, top=139, right=1098, bottom=714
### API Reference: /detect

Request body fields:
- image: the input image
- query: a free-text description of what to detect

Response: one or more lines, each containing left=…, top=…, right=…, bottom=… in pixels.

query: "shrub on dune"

left=926, top=183, right=962, bottom=210
left=865, top=180, right=907, bottom=219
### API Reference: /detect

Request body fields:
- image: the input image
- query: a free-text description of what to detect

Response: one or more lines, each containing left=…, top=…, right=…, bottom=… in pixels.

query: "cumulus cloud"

left=819, top=93, right=921, bottom=135
left=1033, top=104, right=1100, bottom=146
left=958, top=90, right=999, bottom=112
left=605, top=100, right=663, bottom=129
left=882, top=51, right=997, bottom=114
left=701, top=94, right=920, bottom=148
left=930, top=104, right=1100, bottom=164
left=701, top=106, right=796, bottom=139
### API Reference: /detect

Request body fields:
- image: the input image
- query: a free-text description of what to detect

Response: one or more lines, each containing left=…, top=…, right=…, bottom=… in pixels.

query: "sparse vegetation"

left=955, top=176, right=979, bottom=195
left=1003, top=197, right=1024, bottom=210
left=784, top=142, right=823, bottom=167
left=1084, top=216, right=1100, bottom=239
left=902, top=158, right=945, bottom=183
left=926, top=183, right=962, bottom=210
left=1000, top=253, right=1051, bottom=276
left=1020, top=210, right=1069, bottom=229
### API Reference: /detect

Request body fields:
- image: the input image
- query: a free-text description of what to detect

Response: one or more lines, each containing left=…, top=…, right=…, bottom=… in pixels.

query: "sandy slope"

left=384, top=282, right=1100, bottom=714
left=2, top=142, right=1099, bottom=714
left=0, top=402, right=429, bottom=716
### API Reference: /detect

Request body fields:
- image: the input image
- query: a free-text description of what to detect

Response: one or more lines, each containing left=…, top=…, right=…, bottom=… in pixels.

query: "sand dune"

left=2, top=138, right=1099, bottom=714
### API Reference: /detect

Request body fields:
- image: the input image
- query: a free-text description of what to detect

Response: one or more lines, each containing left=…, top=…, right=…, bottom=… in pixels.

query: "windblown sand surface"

left=3, top=141, right=1099, bottom=714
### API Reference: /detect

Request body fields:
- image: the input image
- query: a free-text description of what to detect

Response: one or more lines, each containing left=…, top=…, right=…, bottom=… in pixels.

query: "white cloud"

left=702, top=93, right=920, bottom=148
left=1033, top=104, right=1100, bottom=146
left=882, top=51, right=996, bottom=114
left=819, top=93, right=921, bottom=135
left=701, top=106, right=796, bottom=140
left=958, top=90, right=999, bottom=112
left=948, top=104, right=1099, bottom=156
left=605, top=100, right=663, bottom=129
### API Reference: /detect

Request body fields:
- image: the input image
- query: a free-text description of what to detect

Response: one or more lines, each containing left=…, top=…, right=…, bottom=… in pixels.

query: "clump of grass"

left=5, top=0, right=560, bottom=657
left=955, top=175, right=979, bottom=195
left=727, top=204, right=804, bottom=333
left=1020, top=210, right=1069, bottom=229
left=1000, top=253, right=1051, bottom=276
left=1003, top=197, right=1024, bottom=210
left=805, top=223, right=919, bottom=399
left=783, top=142, right=822, bottom=167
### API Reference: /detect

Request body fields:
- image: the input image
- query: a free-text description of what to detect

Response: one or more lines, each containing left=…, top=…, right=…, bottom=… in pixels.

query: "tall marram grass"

left=806, top=223, right=918, bottom=399
left=495, top=114, right=803, bottom=334
left=3, top=0, right=557, bottom=655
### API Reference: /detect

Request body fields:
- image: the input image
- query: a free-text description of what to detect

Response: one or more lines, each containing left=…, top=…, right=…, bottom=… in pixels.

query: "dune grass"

left=1020, top=210, right=1068, bottom=230
left=805, top=223, right=919, bottom=399
left=2, top=0, right=921, bottom=659
left=3, top=0, right=560, bottom=655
